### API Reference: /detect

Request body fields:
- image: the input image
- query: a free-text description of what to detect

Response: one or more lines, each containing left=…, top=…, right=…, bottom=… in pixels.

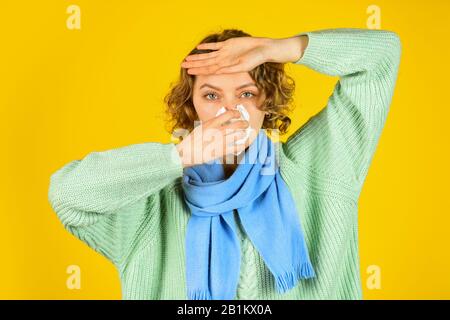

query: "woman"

left=48, top=27, right=401, bottom=300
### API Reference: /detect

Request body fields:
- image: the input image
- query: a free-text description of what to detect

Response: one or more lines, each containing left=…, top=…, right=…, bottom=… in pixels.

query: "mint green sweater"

left=48, top=28, right=401, bottom=300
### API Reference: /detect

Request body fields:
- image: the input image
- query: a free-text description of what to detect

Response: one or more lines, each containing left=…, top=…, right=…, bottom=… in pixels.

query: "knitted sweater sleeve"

left=283, top=28, right=401, bottom=187
left=48, top=142, right=184, bottom=268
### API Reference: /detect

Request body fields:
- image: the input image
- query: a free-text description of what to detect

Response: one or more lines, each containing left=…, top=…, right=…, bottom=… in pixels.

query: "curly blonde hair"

left=163, top=29, right=296, bottom=139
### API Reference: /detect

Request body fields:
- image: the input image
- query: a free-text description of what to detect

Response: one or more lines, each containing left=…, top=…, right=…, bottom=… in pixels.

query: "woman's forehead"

left=194, top=72, right=255, bottom=90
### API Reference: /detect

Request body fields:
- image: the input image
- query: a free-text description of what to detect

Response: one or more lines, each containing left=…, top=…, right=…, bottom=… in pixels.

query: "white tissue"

left=215, top=104, right=251, bottom=146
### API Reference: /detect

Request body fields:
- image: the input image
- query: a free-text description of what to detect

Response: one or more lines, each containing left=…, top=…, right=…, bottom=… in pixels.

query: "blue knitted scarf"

left=181, top=129, right=315, bottom=300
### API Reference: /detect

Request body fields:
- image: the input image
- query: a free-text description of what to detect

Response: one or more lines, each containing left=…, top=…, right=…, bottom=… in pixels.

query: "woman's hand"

left=175, top=110, right=250, bottom=168
left=180, top=35, right=309, bottom=75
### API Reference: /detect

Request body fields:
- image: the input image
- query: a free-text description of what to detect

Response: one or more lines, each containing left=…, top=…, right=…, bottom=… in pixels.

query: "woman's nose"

left=224, top=104, right=238, bottom=111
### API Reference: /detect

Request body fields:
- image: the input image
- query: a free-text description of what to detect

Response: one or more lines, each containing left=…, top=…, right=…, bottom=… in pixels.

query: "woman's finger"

left=197, top=41, right=225, bottom=50
left=220, top=119, right=250, bottom=132
left=215, top=55, right=257, bottom=74
left=224, top=128, right=248, bottom=138
left=184, top=51, right=220, bottom=61
left=214, top=62, right=243, bottom=74
left=181, top=57, right=218, bottom=69
left=186, top=64, right=223, bottom=75
left=207, top=109, right=241, bottom=128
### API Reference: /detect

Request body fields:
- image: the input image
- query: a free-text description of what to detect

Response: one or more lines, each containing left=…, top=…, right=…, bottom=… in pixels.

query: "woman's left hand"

left=180, top=35, right=308, bottom=75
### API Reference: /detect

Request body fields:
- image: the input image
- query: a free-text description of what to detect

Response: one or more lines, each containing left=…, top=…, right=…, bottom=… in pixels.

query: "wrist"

left=263, top=35, right=308, bottom=64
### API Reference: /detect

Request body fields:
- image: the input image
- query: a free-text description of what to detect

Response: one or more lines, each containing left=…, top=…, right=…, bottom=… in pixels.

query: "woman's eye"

left=241, top=91, right=255, bottom=98
left=204, top=92, right=218, bottom=100
left=203, top=91, right=255, bottom=100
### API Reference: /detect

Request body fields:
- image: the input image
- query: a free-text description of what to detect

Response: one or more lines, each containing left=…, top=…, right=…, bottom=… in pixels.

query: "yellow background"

left=0, top=0, right=448, bottom=299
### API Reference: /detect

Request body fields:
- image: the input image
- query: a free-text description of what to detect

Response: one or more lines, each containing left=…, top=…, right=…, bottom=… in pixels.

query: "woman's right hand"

left=175, top=109, right=250, bottom=168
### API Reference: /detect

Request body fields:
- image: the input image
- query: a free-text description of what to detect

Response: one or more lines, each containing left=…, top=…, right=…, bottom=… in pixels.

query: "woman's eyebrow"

left=199, top=83, right=257, bottom=91
left=235, top=83, right=257, bottom=90
left=199, top=83, right=222, bottom=91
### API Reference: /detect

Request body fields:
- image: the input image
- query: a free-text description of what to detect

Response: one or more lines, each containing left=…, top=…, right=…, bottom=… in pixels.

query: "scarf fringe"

left=188, top=289, right=212, bottom=300
left=275, top=260, right=316, bottom=294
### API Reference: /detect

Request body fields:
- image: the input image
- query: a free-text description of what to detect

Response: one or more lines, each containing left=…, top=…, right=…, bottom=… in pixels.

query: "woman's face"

left=192, top=72, right=267, bottom=135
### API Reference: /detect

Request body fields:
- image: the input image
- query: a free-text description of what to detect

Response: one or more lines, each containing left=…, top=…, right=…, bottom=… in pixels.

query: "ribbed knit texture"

left=48, top=28, right=401, bottom=300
